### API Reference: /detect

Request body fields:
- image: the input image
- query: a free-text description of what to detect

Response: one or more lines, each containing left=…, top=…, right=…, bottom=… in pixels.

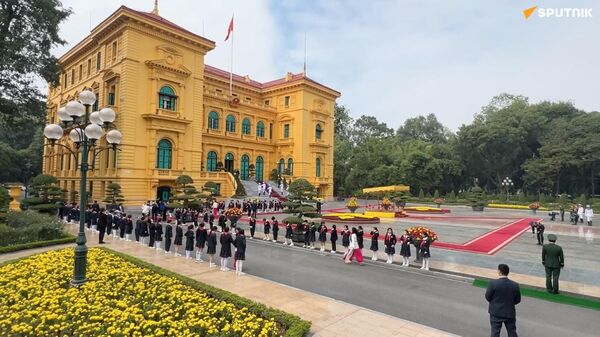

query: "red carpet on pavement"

left=432, top=218, right=540, bottom=255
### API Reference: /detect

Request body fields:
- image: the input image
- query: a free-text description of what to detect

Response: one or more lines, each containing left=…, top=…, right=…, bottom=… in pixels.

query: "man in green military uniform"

left=542, top=234, right=564, bottom=294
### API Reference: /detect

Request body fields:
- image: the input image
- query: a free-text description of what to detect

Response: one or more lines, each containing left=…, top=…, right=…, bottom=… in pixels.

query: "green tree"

left=350, top=115, right=394, bottom=145
left=334, top=104, right=353, bottom=142
left=103, top=183, right=124, bottom=206
left=0, top=0, right=71, bottom=124
left=288, top=179, right=316, bottom=203
left=396, top=113, right=450, bottom=144
left=20, top=174, right=64, bottom=213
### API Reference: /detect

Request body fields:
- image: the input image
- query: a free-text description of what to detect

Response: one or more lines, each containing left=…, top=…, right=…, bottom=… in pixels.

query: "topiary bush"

left=282, top=216, right=303, bottom=225
left=469, top=186, right=487, bottom=211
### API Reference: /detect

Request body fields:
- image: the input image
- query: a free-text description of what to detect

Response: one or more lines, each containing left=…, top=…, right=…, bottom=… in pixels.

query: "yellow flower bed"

left=325, top=212, right=377, bottom=220
left=0, top=249, right=279, bottom=337
left=403, top=206, right=439, bottom=211
left=488, top=203, right=549, bottom=211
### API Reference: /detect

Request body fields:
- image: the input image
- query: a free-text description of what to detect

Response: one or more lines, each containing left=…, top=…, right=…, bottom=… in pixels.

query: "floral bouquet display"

left=406, top=226, right=439, bottom=242
left=381, top=197, right=393, bottom=211
left=434, top=197, right=445, bottom=208
left=226, top=207, right=243, bottom=225
left=529, top=202, right=540, bottom=214
left=346, top=197, right=359, bottom=213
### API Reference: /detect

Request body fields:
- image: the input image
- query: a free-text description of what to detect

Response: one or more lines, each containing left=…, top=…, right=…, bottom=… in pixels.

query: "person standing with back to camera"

left=485, top=264, right=521, bottom=337
left=542, top=234, right=564, bottom=294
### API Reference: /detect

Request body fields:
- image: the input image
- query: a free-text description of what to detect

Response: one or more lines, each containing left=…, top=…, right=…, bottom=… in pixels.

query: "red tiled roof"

left=204, top=65, right=340, bottom=95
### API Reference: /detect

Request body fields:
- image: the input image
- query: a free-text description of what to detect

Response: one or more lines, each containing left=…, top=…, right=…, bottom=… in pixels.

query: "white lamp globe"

left=89, top=111, right=103, bottom=125
left=66, top=101, right=85, bottom=118
left=43, top=124, right=64, bottom=140
left=69, top=128, right=84, bottom=143
left=106, top=129, right=122, bottom=145
left=84, top=123, right=104, bottom=140
left=57, top=107, right=72, bottom=122
left=99, top=107, right=116, bottom=123
left=78, top=90, right=97, bottom=106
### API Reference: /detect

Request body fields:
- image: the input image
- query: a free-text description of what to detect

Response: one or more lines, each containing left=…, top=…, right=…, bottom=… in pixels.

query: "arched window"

left=255, top=156, right=264, bottom=181
left=240, top=154, right=250, bottom=180
left=207, top=151, right=217, bottom=172
left=159, top=86, right=177, bottom=110
left=156, top=139, right=172, bottom=169
left=315, top=123, right=323, bottom=140
left=225, top=153, right=235, bottom=172
left=287, top=158, right=293, bottom=175
left=256, top=121, right=265, bottom=137
left=316, top=158, right=321, bottom=177
left=208, top=111, right=219, bottom=129
left=278, top=158, right=285, bottom=174
left=242, top=118, right=251, bottom=135
left=226, top=114, right=236, bottom=132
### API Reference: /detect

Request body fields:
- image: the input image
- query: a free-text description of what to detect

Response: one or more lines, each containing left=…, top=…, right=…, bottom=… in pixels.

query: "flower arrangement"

left=322, top=212, right=380, bottom=224
left=381, top=197, right=393, bottom=211
left=434, top=197, right=445, bottom=208
left=0, top=249, right=280, bottom=337
left=225, top=207, right=243, bottom=218
left=403, top=206, right=450, bottom=214
left=488, top=203, right=549, bottom=211
left=406, top=226, right=438, bottom=242
left=529, top=202, right=540, bottom=210
left=346, top=197, right=359, bottom=213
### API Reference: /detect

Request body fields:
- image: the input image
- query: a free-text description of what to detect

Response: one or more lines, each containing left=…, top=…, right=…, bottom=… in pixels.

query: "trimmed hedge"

left=103, top=247, right=311, bottom=337
left=0, top=236, right=76, bottom=254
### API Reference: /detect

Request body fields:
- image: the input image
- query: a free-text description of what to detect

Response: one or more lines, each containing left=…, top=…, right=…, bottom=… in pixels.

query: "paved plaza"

left=124, top=200, right=600, bottom=297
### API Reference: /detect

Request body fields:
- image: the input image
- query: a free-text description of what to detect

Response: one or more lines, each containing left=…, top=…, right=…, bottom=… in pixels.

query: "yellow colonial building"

left=43, top=5, right=339, bottom=204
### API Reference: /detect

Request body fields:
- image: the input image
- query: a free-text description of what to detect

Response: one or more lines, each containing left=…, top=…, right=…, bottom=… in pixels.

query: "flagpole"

left=229, top=14, right=234, bottom=96
left=303, top=32, right=307, bottom=75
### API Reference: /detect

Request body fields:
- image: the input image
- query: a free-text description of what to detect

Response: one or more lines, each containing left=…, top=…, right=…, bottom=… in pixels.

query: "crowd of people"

left=247, top=217, right=433, bottom=269
left=59, top=198, right=437, bottom=273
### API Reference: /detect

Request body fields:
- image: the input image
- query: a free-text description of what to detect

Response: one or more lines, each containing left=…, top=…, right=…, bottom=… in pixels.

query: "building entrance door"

left=225, top=153, right=234, bottom=172
left=240, top=155, right=249, bottom=180
left=157, top=186, right=171, bottom=202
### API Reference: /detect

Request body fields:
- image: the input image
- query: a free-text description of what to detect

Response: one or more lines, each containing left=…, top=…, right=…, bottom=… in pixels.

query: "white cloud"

left=50, top=0, right=600, bottom=130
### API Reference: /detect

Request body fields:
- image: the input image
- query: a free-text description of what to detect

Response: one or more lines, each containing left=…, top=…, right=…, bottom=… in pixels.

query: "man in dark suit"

left=485, top=264, right=521, bottom=337
left=536, top=222, right=545, bottom=245
left=97, top=208, right=107, bottom=244
left=542, top=234, right=564, bottom=294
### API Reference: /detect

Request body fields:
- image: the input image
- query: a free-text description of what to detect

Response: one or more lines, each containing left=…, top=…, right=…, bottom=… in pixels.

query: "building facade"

left=43, top=5, right=339, bottom=205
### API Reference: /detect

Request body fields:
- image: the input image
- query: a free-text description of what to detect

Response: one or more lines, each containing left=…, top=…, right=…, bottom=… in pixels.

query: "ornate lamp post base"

left=71, top=233, right=88, bottom=286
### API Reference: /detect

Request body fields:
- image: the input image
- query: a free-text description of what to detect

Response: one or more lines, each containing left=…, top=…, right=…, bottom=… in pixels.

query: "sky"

left=51, top=0, right=600, bottom=131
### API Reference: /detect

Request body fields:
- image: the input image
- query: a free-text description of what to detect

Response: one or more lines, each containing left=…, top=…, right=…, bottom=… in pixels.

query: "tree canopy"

left=334, top=94, right=599, bottom=198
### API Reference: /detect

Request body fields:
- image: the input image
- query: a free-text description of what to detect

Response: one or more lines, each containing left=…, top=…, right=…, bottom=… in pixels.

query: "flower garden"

left=321, top=212, right=380, bottom=224
left=487, top=203, right=549, bottom=211
left=402, top=206, right=451, bottom=214
left=0, top=248, right=309, bottom=337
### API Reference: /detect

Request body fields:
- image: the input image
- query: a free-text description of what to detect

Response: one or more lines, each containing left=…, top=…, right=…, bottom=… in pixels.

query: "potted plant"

left=381, top=197, right=393, bottom=211
left=226, top=207, right=242, bottom=226
left=346, top=196, right=359, bottom=213
left=529, top=201, right=540, bottom=214
left=469, top=186, right=487, bottom=211
left=434, top=197, right=445, bottom=208
left=391, top=192, right=408, bottom=209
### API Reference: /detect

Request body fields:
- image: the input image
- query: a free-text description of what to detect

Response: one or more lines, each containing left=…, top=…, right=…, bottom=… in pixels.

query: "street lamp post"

left=43, top=90, right=122, bottom=286
left=501, top=177, right=514, bottom=202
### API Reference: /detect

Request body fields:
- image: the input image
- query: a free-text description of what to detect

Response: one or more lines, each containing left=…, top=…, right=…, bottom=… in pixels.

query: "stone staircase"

left=240, top=180, right=261, bottom=197
left=236, top=179, right=289, bottom=201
